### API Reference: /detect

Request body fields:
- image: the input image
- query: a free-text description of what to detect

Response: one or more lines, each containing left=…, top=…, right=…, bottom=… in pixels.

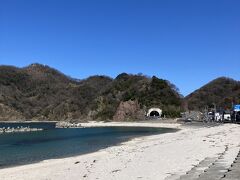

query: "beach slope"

left=0, top=122, right=240, bottom=180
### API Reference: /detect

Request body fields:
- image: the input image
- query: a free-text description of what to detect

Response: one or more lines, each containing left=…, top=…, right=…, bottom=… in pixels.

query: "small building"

left=146, top=108, right=162, bottom=118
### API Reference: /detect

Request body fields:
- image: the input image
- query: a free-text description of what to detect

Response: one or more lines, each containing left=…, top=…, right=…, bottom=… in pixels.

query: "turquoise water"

left=0, top=126, right=177, bottom=168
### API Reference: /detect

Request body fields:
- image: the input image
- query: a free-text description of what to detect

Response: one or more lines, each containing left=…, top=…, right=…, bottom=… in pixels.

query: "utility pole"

left=203, top=105, right=208, bottom=123
left=213, top=103, right=216, bottom=112
left=213, top=103, right=216, bottom=122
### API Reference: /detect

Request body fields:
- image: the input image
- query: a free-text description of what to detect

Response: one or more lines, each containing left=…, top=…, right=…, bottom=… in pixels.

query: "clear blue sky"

left=0, top=0, right=239, bottom=96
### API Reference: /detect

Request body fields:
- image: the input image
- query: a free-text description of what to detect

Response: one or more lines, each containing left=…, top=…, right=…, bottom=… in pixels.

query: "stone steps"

left=223, top=151, right=240, bottom=180
left=169, top=145, right=240, bottom=180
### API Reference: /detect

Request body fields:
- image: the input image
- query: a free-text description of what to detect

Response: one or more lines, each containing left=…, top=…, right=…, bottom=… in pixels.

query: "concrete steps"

left=168, top=145, right=240, bottom=180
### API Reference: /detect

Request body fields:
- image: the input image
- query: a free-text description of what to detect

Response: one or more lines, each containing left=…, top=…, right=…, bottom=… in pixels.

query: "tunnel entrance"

left=146, top=108, right=162, bottom=119
left=150, top=111, right=160, bottom=117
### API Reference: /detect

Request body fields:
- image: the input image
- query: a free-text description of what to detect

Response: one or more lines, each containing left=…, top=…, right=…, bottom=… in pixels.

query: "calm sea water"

left=0, top=126, right=177, bottom=168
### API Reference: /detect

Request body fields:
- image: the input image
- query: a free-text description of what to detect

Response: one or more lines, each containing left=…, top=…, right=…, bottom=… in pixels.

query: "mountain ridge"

left=0, top=64, right=239, bottom=121
left=185, top=77, right=240, bottom=111
left=0, top=64, right=182, bottom=121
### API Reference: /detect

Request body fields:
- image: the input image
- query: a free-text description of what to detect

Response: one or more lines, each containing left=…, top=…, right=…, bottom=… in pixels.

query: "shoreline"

left=0, top=122, right=240, bottom=180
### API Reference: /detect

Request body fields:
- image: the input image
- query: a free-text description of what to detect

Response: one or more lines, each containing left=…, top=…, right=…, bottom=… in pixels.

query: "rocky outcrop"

left=0, top=126, right=43, bottom=134
left=0, top=103, right=25, bottom=121
left=56, top=121, right=82, bottom=128
left=113, top=100, right=145, bottom=121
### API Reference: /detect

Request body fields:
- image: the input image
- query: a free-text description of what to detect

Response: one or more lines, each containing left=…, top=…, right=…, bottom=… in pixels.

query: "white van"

left=223, top=114, right=231, bottom=122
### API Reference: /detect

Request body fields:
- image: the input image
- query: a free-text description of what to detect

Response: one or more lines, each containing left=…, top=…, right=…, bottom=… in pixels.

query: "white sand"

left=0, top=122, right=240, bottom=180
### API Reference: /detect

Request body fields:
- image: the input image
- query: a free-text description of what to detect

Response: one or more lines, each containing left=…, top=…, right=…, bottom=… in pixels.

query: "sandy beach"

left=0, top=122, right=240, bottom=180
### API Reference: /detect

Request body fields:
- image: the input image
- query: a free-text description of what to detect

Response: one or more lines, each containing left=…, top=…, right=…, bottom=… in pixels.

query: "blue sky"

left=0, top=0, right=239, bottom=96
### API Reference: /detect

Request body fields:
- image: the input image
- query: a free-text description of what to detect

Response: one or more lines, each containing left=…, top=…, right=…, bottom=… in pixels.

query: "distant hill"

left=0, top=64, right=182, bottom=121
left=185, top=77, right=240, bottom=111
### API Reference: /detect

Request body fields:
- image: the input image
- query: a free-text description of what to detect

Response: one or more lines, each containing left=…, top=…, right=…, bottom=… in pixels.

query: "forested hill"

left=185, top=77, right=240, bottom=111
left=0, top=63, right=182, bottom=121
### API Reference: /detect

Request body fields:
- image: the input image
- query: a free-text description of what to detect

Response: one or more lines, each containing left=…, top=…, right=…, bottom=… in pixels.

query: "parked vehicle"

left=215, top=112, right=222, bottom=122
left=232, top=111, right=240, bottom=123
left=236, top=112, right=240, bottom=122
left=208, top=112, right=215, bottom=121
left=223, top=113, right=231, bottom=122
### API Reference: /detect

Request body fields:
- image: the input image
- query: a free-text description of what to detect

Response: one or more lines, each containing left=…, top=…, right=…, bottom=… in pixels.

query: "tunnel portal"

left=146, top=108, right=162, bottom=118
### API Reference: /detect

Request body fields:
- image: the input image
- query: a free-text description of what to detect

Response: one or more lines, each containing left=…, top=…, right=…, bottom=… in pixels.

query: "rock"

left=0, top=127, right=43, bottom=134
left=113, top=100, right=145, bottom=121
left=0, top=103, right=25, bottom=121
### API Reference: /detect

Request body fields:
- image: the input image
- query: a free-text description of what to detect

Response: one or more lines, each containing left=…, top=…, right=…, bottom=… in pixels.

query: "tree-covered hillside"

left=0, top=64, right=182, bottom=121
left=185, top=77, right=240, bottom=111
